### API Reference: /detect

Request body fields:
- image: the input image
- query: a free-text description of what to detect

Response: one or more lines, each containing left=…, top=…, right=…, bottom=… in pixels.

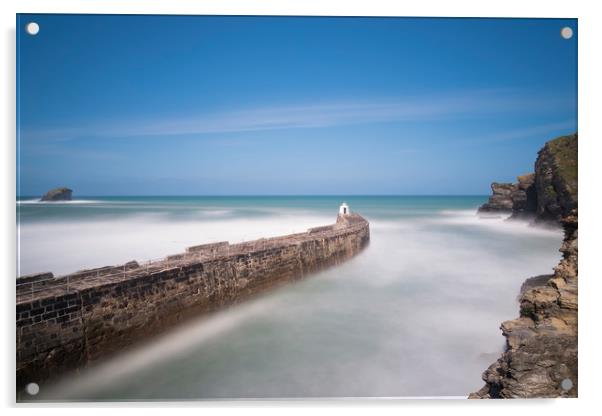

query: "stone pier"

left=16, top=212, right=370, bottom=389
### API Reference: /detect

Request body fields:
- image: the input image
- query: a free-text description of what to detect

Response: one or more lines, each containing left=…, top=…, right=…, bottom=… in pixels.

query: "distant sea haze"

left=18, top=196, right=563, bottom=399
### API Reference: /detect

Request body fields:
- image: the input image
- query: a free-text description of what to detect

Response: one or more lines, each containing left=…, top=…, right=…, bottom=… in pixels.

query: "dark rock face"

left=534, top=134, right=578, bottom=223
left=511, top=173, right=538, bottom=219
left=478, top=183, right=517, bottom=213
left=40, top=187, right=73, bottom=201
left=478, top=134, right=577, bottom=225
left=471, top=133, right=578, bottom=399
left=477, top=176, right=538, bottom=219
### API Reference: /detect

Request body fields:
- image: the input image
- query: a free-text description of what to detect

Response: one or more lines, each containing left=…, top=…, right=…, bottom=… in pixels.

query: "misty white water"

left=17, top=196, right=562, bottom=399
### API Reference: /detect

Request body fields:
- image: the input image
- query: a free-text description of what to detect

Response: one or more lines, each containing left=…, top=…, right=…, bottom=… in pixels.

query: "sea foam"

left=31, top=202, right=563, bottom=399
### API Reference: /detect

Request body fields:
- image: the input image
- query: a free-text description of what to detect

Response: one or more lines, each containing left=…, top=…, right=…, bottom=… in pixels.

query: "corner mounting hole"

left=560, top=378, right=573, bottom=391
left=25, top=382, right=39, bottom=396
left=26, top=22, right=40, bottom=36
left=561, top=26, right=573, bottom=40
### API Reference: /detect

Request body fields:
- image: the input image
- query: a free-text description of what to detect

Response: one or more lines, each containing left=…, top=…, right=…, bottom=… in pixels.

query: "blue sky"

left=17, top=15, right=577, bottom=196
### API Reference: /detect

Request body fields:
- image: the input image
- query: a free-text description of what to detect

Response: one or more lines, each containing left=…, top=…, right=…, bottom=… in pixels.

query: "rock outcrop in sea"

left=470, top=133, right=578, bottom=398
left=477, top=134, right=577, bottom=225
left=477, top=182, right=517, bottom=213
left=477, top=174, right=537, bottom=219
left=40, top=187, right=73, bottom=201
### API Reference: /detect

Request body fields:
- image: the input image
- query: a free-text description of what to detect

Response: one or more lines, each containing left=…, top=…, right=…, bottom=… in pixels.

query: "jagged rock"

left=510, top=173, right=538, bottom=219
left=534, top=134, right=578, bottom=223
left=478, top=183, right=517, bottom=213
left=478, top=175, right=538, bottom=219
left=520, top=274, right=552, bottom=295
left=478, top=133, right=577, bottom=225
left=40, top=187, right=73, bottom=201
left=471, top=134, right=578, bottom=399
left=517, top=173, right=536, bottom=191
left=470, top=209, right=578, bottom=399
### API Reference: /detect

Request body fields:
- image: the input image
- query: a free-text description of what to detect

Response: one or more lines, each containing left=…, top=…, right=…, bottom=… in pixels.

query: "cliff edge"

left=477, top=133, right=577, bottom=224
left=534, top=134, right=578, bottom=223
left=470, top=133, right=578, bottom=398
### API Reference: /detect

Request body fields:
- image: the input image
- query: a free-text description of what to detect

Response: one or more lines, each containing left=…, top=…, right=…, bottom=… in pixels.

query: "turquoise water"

left=18, top=196, right=563, bottom=399
left=17, top=196, right=487, bottom=277
left=18, top=195, right=486, bottom=223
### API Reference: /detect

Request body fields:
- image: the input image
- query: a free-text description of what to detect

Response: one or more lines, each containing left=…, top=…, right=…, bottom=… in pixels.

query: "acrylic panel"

left=16, top=14, right=578, bottom=401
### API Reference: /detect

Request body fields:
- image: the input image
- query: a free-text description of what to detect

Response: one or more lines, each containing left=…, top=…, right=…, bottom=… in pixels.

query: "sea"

left=16, top=196, right=563, bottom=400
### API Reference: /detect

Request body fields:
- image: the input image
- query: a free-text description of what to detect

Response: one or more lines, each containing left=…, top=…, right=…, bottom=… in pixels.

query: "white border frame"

left=2, top=1, right=600, bottom=414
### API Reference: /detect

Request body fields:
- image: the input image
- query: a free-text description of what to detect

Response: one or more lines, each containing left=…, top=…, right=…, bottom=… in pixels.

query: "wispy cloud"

left=482, top=120, right=577, bottom=142
left=21, top=89, right=574, bottom=141
left=23, top=143, right=126, bottom=161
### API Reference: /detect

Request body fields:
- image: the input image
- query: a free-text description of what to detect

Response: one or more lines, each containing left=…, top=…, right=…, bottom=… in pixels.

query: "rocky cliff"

left=477, top=182, right=517, bottom=213
left=470, top=133, right=578, bottom=398
left=40, top=187, right=73, bottom=201
left=477, top=174, right=538, bottom=219
left=478, top=134, right=577, bottom=225
left=534, top=135, right=578, bottom=223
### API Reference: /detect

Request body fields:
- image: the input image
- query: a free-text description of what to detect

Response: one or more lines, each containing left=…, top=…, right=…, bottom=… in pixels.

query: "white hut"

left=339, top=202, right=350, bottom=216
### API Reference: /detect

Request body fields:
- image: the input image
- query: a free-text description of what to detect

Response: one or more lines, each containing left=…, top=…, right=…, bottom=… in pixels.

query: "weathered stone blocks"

left=16, top=213, right=370, bottom=389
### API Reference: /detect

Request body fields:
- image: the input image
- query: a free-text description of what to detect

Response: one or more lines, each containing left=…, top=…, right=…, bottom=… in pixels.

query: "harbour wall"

left=16, top=213, right=370, bottom=388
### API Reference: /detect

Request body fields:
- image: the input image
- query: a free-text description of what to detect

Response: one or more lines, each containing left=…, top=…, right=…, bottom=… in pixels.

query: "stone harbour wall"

left=16, top=213, right=370, bottom=389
